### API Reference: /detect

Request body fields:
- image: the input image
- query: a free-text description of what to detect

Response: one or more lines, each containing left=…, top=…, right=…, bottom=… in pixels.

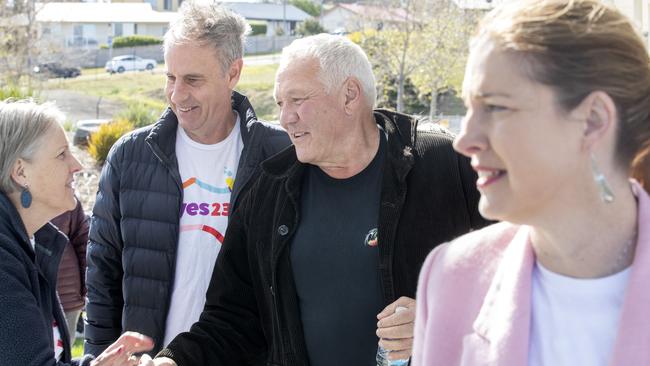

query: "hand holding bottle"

left=376, top=297, right=415, bottom=365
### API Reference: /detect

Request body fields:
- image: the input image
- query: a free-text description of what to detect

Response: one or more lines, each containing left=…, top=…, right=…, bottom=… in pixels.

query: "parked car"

left=73, top=119, right=112, bottom=146
left=33, top=63, right=81, bottom=78
left=105, top=55, right=157, bottom=74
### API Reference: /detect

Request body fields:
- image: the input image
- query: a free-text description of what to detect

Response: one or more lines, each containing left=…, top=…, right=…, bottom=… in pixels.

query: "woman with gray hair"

left=0, top=99, right=153, bottom=365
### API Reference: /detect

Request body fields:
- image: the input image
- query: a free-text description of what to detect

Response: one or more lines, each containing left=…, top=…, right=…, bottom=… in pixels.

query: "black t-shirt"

left=290, top=133, right=386, bottom=366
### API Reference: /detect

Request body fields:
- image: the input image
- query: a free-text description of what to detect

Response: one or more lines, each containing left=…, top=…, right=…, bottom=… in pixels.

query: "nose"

left=453, top=108, right=488, bottom=158
left=278, top=104, right=298, bottom=130
left=69, top=154, right=83, bottom=174
left=168, top=79, right=188, bottom=106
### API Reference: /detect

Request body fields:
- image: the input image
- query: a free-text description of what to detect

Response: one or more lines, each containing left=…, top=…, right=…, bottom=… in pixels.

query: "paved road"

left=41, top=89, right=125, bottom=123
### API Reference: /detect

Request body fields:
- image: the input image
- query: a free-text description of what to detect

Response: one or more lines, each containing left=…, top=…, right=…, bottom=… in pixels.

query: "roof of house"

left=34, top=1, right=311, bottom=24
left=321, top=3, right=413, bottom=23
left=35, top=2, right=178, bottom=23
left=222, top=2, right=312, bottom=22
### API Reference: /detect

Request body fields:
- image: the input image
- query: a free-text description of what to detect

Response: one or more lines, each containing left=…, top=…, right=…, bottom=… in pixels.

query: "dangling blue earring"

left=20, top=185, right=32, bottom=208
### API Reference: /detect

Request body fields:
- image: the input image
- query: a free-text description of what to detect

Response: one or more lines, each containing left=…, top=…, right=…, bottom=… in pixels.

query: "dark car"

left=33, top=63, right=81, bottom=79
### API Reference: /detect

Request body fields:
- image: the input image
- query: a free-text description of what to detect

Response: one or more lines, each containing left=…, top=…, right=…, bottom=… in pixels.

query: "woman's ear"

left=10, top=159, right=27, bottom=188
left=576, top=91, right=618, bottom=151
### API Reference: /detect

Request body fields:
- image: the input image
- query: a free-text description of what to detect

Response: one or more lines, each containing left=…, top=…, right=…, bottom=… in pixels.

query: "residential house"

left=222, top=2, right=312, bottom=35
left=36, top=2, right=177, bottom=48
left=319, top=3, right=410, bottom=33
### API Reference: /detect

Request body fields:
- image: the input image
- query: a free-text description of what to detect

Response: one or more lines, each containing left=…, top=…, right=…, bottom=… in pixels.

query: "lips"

left=474, top=167, right=506, bottom=188
left=177, top=106, right=197, bottom=113
left=292, top=132, right=309, bottom=139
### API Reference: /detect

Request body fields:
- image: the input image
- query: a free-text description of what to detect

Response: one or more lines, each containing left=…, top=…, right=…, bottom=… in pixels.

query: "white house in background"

left=35, top=2, right=177, bottom=48
left=319, top=3, right=410, bottom=33
left=222, top=2, right=312, bottom=36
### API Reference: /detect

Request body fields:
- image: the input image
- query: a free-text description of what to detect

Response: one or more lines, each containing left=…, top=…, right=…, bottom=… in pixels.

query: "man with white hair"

left=84, top=0, right=289, bottom=356
left=149, top=34, right=486, bottom=366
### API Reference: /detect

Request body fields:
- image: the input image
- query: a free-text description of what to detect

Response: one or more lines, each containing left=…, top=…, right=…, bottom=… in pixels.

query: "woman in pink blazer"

left=412, top=1, right=650, bottom=365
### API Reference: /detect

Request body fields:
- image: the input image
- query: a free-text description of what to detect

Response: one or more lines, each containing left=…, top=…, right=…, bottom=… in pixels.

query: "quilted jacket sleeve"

left=84, top=151, right=125, bottom=357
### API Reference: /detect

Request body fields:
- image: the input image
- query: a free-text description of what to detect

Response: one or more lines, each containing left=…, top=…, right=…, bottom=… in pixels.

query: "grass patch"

left=47, top=63, right=280, bottom=122
left=50, top=71, right=166, bottom=107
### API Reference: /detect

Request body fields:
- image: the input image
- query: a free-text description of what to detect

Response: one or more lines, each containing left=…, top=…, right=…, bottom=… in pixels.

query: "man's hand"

left=90, top=332, right=154, bottom=366
left=138, top=354, right=177, bottom=366
left=376, top=296, right=415, bottom=361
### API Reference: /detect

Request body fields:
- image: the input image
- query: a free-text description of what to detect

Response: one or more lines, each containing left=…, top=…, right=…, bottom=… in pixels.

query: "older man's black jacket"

left=159, top=109, right=488, bottom=366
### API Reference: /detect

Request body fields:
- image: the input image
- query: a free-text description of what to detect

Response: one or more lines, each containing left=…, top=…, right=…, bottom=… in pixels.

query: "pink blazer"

left=412, top=182, right=650, bottom=366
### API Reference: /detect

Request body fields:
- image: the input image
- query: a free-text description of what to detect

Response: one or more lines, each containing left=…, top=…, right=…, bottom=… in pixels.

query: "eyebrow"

left=475, top=92, right=513, bottom=99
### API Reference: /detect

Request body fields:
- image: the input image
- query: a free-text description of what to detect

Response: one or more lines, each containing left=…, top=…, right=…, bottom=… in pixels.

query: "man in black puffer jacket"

left=84, top=1, right=290, bottom=356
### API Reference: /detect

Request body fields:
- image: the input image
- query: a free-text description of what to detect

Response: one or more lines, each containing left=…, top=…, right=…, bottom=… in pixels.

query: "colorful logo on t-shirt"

left=180, top=224, right=225, bottom=243
left=182, top=168, right=235, bottom=193
left=179, top=168, right=235, bottom=244
left=364, top=228, right=378, bottom=247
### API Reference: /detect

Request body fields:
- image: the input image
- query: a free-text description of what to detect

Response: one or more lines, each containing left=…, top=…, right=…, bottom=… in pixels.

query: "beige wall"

left=41, top=21, right=168, bottom=48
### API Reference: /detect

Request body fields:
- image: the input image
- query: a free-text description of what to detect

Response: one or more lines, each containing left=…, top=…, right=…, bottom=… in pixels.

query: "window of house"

left=114, top=23, right=123, bottom=37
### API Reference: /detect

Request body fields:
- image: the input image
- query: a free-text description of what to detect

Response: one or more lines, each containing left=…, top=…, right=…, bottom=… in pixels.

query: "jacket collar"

left=464, top=180, right=650, bottom=366
left=463, top=226, right=533, bottom=366
left=0, top=191, right=31, bottom=254
left=609, top=181, right=650, bottom=365
left=145, top=90, right=257, bottom=162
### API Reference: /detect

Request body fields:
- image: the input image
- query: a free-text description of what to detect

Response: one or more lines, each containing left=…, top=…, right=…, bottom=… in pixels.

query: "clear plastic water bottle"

left=376, top=306, right=410, bottom=366
left=376, top=345, right=409, bottom=366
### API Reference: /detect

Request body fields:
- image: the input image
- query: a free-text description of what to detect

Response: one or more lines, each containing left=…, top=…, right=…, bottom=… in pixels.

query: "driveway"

left=40, top=89, right=125, bottom=123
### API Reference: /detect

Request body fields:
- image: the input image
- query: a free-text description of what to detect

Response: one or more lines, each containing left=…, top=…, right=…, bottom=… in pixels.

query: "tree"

left=355, top=0, right=430, bottom=112
left=0, top=0, right=37, bottom=86
left=0, top=0, right=59, bottom=89
left=290, top=0, right=321, bottom=17
left=296, top=19, right=326, bottom=36
left=357, top=0, right=477, bottom=115
left=410, top=0, right=476, bottom=120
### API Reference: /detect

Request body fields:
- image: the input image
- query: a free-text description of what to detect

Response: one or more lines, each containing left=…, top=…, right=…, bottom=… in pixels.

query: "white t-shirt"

left=528, top=261, right=631, bottom=366
left=163, top=116, right=243, bottom=346
left=53, top=320, right=63, bottom=361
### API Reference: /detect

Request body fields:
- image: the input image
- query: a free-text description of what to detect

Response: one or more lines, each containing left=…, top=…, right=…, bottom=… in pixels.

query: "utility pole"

left=282, top=0, right=287, bottom=35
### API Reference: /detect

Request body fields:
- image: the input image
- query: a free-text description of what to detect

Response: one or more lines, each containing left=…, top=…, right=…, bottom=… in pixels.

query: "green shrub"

left=290, top=0, right=321, bottom=17
left=295, top=19, right=325, bottom=36
left=88, top=119, right=134, bottom=165
left=250, top=23, right=267, bottom=36
left=112, top=35, right=162, bottom=49
left=0, top=84, right=35, bottom=100
left=62, top=120, right=74, bottom=132
left=115, top=101, right=163, bottom=129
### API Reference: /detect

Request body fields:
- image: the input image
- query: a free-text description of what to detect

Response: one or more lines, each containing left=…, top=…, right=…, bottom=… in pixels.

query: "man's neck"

left=184, top=110, right=237, bottom=145
left=319, top=113, right=380, bottom=179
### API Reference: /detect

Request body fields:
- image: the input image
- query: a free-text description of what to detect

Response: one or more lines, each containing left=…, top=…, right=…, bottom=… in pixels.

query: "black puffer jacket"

left=159, top=109, right=489, bottom=366
left=0, top=192, right=94, bottom=366
left=85, top=92, right=290, bottom=356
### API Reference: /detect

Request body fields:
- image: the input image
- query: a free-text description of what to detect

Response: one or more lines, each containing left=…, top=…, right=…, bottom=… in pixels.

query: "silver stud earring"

left=590, top=154, right=614, bottom=203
